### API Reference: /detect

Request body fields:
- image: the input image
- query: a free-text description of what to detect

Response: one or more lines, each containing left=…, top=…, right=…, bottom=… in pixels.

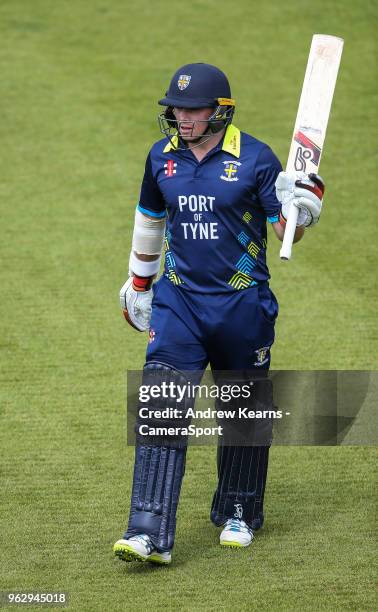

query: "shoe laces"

left=224, top=518, right=252, bottom=533
left=131, top=534, right=154, bottom=553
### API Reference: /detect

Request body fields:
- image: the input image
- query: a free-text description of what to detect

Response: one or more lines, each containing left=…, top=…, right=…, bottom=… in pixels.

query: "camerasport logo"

left=164, top=160, right=177, bottom=177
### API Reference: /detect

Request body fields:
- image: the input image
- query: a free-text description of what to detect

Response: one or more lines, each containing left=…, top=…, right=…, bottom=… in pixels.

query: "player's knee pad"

left=125, top=363, right=193, bottom=551
left=210, top=445, right=269, bottom=530
left=135, top=362, right=194, bottom=448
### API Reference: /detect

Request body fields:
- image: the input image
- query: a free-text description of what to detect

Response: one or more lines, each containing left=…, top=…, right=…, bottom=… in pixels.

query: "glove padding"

left=275, top=171, right=325, bottom=227
left=119, top=277, right=153, bottom=332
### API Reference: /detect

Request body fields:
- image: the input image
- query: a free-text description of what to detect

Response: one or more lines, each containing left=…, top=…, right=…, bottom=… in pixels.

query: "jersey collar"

left=221, top=124, right=240, bottom=158
left=163, top=135, right=179, bottom=152
left=163, top=124, right=240, bottom=158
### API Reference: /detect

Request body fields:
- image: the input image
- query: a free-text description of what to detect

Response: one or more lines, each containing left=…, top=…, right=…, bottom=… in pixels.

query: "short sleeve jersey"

left=137, top=124, right=282, bottom=293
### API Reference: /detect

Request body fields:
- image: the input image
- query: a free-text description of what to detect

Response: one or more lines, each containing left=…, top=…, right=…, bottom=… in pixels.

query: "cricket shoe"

left=220, top=519, right=254, bottom=548
left=113, top=534, right=171, bottom=565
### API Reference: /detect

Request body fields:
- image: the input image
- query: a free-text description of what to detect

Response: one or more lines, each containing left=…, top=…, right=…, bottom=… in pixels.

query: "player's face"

left=173, top=107, right=214, bottom=140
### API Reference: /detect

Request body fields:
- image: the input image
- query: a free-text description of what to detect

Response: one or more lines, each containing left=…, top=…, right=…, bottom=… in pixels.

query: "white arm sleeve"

left=132, top=208, right=166, bottom=255
left=129, top=209, right=166, bottom=277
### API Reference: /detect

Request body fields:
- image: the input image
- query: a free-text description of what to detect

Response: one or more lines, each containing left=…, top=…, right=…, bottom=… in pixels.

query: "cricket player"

left=113, top=63, right=324, bottom=564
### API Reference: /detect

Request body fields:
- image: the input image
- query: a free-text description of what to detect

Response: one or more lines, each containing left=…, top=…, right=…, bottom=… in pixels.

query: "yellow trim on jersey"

left=163, top=124, right=240, bottom=158
left=222, top=124, right=240, bottom=158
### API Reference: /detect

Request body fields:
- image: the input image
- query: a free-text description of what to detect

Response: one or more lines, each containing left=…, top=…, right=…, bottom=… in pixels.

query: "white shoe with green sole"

left=220, top=519, right=254, bottom=548
left=113, top=534, right=171, bottom=565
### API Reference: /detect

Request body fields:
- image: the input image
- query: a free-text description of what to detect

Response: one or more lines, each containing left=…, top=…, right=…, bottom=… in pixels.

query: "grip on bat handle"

left=280, top=205, right=299, bottom=260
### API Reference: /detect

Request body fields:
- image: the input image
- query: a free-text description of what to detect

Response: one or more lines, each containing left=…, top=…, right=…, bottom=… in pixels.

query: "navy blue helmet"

left=158, top=63, right=235, bottom=147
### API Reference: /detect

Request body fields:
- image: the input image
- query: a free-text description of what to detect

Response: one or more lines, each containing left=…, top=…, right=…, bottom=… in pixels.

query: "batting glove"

left=275, top=171, right=325, bottom=227
left=120, top=276, right=153, bottom=332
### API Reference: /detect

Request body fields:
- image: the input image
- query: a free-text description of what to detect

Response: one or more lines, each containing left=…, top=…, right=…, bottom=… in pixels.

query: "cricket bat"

left=280, top=34, right=344, bottom=260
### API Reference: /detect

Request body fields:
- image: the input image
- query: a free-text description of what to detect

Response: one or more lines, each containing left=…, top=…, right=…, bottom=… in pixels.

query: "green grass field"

left=1, top=0, right=377, bottom=610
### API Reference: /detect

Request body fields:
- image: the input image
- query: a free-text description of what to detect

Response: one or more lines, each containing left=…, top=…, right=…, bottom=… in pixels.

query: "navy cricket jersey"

left=137, top=124, right=282, bottom=293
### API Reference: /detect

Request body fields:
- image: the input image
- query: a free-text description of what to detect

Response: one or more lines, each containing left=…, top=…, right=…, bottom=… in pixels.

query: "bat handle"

left=280, top=204, right=299, bottom=260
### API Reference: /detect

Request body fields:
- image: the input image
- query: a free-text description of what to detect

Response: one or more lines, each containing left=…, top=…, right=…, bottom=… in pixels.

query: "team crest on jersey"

left=254, top=346, right=270, bottom=366
left=164, top=159, right=177, bottom=177
left=177, top=74, right=191, bottom=90
left=220, top=160, right=241, bottom=182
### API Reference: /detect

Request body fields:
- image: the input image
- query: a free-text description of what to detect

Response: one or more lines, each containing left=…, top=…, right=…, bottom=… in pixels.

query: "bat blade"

left=280, top=34, right=344, bottom=260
